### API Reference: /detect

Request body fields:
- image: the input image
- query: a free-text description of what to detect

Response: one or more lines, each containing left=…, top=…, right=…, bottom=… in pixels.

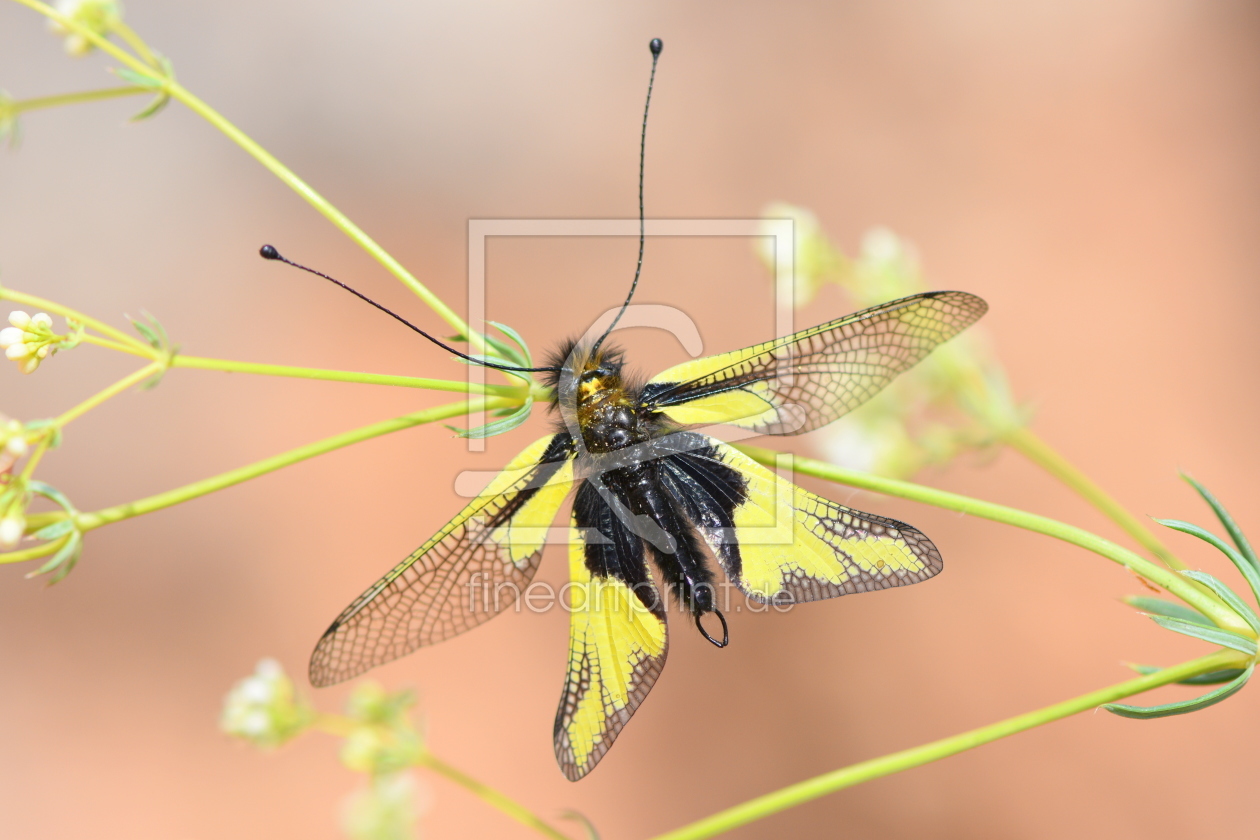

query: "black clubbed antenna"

left=259, top=245, right=559, bottom=374
left=589, top=37, right=663, bottom=358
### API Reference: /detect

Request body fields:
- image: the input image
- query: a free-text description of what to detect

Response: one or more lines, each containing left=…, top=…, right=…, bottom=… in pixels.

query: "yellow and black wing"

left=310, top=433, right=577, bottom=687
left=554, top=481, right=669, bottom=781
left=642, top=291, right=987, bottom=435
left=660, top=436, right=942, bottom=603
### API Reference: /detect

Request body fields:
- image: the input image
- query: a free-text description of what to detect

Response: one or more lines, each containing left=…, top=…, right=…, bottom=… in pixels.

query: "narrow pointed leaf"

left=488, top=320, right=534, bottom=367
left=1180, top=570, right=1260, bottom=634
left=1158, top=518, right=1260, bottom=606
left=31, top=519, right=74, bottom=541
left=27, top=531, right=83, bottom=584
left=454, top=397, right=533, bottom=439
left=1124, top=663, right=1249, bottom=686
left=1104, top=665, right=1253, bottom=718
left=1149, top=615, right=1257, bottom=656
left=1182, top=473, right=1259, bottom=571
left=28, top=480, right=76, bottom=513
left=1122, top=596, right=1213, bottom=627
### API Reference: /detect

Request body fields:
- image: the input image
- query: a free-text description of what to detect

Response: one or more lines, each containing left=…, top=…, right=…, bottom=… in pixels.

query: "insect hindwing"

left=309, top=433, right=576, bottom=688
left=554, top=481, right=668, bottom=781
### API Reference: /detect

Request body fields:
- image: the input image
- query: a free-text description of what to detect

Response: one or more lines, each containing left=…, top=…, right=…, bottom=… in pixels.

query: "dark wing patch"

left=310, top=434, right=576, bottom=687
left=663, top=437, right=942, bottom=603
left=642, top=291, right=987, bottom=435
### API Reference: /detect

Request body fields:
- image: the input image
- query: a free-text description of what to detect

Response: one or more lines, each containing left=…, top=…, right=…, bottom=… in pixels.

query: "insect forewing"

left=642, top=291, right=987, bottom=435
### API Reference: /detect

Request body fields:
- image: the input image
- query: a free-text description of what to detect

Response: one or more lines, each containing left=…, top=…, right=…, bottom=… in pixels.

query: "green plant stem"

left=416, top=752, right=574, bottom=840
left=735, top=445, right=1248, bottom=636
left=0, top=534, right=65, bottom=565
left=1005, top=426, right=1182, bottom=569
left=110, top=19, right=159, bottom=68
left=649, top=649, right=1243, bottom=840
left=0, top=286, right=150, bottom=352
left=10, top=85, right=149, bottom=114
left=9, top=0, right=481, bottom=351
left=54, top=362, right=161, bottom=428
left=170, top=355, right=530, bottom=398
left=79, top=333, right=152, bottom=358
left=72, top=398, right=508, bottom=532
left=18, top=435, right=51, bottom=480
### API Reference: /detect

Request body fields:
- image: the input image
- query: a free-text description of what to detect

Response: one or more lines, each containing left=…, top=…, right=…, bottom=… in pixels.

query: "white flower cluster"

left=1, top=311, right=59, bottom=374
left=49, top=0, right=122, bottom=57
left=220, top=659, right=311, bottom=748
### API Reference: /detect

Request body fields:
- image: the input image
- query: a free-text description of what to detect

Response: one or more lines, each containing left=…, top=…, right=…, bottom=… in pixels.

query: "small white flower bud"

left=4, top=435, right=27, bottom=458
left=18, top=357, right=40, bottom=375
left=30, top=313, right=52, bottom=329
left=0, top=327, right=23, bottom=348
left=0, top=514, right=24, bottom=549
left=8, top=311, right=30, bottom=329
left=5, top=343, right=29, bottom=360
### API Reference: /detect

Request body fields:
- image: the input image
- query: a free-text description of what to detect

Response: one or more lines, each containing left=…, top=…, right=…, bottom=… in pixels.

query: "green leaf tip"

left=1149, top=615, right=1258, bottom=657
left=451, top=397, right=534, bottom=439
left=1121, top=595, right=1213, bottom=627
left=1105, top=665, right=1253, bottom=719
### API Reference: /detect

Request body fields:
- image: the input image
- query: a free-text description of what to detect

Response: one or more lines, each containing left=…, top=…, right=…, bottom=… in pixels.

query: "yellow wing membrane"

left=310, top=433, right=576, bottom=687
left=554, top=491, right=669, bottom=781
left=666, top=437, right=943, bottom=603
left=643, top=291, right=987, bottom=435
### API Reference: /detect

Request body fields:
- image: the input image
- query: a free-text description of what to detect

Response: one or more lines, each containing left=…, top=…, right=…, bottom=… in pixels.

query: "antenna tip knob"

left=649, top=38, right=663, bottom=56
left=259, top=244, right=281, bottom=260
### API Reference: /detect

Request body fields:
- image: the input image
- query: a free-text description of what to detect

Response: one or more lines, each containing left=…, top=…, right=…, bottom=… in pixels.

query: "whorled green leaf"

left=487, top=320, right=534, bottom=368
left=1122, top=595, right=1213, bottom=628
left=1104, top=665, right=1253, bottom=719
left=27, top=530, right=83, bottom=584
left=1158, top=517, right=1260, bottom=608
left=29, top=480, right=77, bottom=515
left=1182, top=473, right=1259, bottom=571
left=1149, top=614, right=1258, bottom=656
left=1124, top=663, right=1249, bottom=686
left=127, top=310, right=179, bottom=388
left=448, top=397, right=533, bottom=439
left=1180, top=569, right=1260, bottom=635
left=31, top=519, right=75, bottom=541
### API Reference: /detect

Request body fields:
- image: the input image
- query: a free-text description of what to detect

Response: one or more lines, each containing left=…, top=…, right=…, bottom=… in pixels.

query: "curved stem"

left=171, top=355, right=528, bottom=397
left=0, top=535, right=65, bottom=565
left=649, top=649, right=1244, bottom=840
left=1005, top=426, right=1182, bottom=569
left=10, top=85, right=149, bottom=114
left=73, top=398, right=507, bottom=531
left=735, top=445, right=1247, bottom=636
left=416, top=752, right=574, bottom=840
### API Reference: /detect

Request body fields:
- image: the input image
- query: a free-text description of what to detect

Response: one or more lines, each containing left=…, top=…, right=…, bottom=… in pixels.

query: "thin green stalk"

left=110, top=19, right=159, bottom=68
left=79, top=333, right=153, bottom=358
left=416, top=752, right=573, bottom=840
left=649, top=649, right=1244, bottom=840
left=54, top=362, right=161, bottom=428
left=171, top=355, right=529, bottom=397
left=0, top=534, right=65, bottom=565
left=73, top=398, right=507, bottom=531
left=10, top=0, right=481, bottom=351
left=10, top=85, right=149, bottom=114
left=0, top=286, right=150, bottom=352
left=1005, top=426, right=1182, bottom=569
left=735, top=445, right=1249, bottom=636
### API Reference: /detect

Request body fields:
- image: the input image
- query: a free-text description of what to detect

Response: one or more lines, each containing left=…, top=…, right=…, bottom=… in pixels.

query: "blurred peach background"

left=2, top=1, right=1259, bottom=838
